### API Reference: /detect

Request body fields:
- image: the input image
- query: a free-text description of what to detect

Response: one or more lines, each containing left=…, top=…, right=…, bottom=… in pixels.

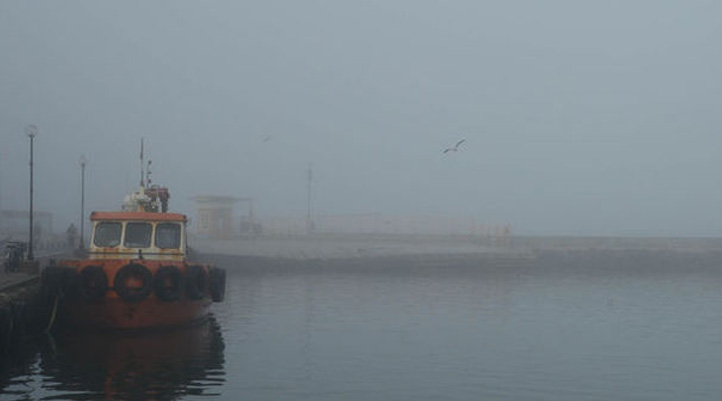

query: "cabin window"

left=156, top=223, right=181, bottom=249
left=93, top=222, right=122, bottom=247
left=124, top=222, right=152, bottom=248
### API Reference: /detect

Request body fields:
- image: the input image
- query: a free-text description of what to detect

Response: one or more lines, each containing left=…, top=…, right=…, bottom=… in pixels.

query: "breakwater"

left=189, top=234, right=722, bottom=261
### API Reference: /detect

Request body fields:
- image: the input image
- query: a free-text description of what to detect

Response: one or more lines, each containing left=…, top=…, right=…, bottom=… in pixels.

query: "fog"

left=1, top=1, right=721, bottom=237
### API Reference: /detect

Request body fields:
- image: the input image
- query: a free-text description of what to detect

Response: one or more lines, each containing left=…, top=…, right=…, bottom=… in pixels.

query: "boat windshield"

left=156, top=223, right=181, bottom=249
left=124, top=222, right=152, bottom=248
left=94, top=222, right=122, bottom=247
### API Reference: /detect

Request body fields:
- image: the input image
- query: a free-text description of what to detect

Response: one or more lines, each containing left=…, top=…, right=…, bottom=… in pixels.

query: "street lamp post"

left=25, top=124, right=37, bottom=261
left=78, top=155, right=87, bottom=249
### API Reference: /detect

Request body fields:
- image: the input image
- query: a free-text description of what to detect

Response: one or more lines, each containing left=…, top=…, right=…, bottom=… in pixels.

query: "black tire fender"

left=154, top=265, right=183, bottom=302
left=114, top=263, right=153, bottom=302
left=60, top=268, right=79, bottom=300
left=209, top=266, right=226, bottom=303
left=79, top=265, right=108, bottom=301
left=185, top=265, right=207, bottom=300
left=41, top=265, right=64, bottom=297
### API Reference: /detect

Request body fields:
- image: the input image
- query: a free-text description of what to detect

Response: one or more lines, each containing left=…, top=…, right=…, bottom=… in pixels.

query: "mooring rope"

left=44, top=294, right=59, bottom=334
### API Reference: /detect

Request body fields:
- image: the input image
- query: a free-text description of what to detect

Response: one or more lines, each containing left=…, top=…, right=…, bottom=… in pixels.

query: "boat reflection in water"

left=41, top=317, right=225, bottom=400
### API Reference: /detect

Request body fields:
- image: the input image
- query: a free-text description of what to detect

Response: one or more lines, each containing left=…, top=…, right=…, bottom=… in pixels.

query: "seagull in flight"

left=443, top=138, right=466, bottom=154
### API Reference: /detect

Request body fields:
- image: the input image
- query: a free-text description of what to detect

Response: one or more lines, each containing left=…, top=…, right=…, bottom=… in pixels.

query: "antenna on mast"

left=140, top=138, right=145, bottom=187
left=146, top=159, right=152, bottom=187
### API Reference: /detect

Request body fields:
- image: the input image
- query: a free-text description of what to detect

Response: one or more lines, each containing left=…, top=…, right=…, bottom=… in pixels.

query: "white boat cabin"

left=88, top=211, right=187, bottom=261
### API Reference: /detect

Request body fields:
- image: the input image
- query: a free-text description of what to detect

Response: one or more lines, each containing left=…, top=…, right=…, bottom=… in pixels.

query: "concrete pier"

left=0, top=274, right=45, bottom=357
left=0, top=254, right=67, bottom=357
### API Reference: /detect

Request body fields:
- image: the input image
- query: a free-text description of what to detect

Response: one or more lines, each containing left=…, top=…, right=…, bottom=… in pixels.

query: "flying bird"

left=443, top=138, right=466, bottom=154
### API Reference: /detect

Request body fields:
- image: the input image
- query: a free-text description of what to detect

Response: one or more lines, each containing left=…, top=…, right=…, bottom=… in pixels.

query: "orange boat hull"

left=46, top=258, right=225, bottom=330
left=61, top=297, right=212, bottom=330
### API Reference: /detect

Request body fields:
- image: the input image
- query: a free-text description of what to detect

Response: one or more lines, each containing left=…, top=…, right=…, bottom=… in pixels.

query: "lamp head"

left=25, top=124, right=37, bottom=139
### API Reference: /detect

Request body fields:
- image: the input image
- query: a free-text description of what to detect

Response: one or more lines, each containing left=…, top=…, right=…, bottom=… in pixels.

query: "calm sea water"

left=3, top=251, right=722, bottom=400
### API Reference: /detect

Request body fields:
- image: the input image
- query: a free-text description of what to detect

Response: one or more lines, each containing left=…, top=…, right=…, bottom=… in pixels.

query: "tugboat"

left=43, top=148, right=226, bottom=330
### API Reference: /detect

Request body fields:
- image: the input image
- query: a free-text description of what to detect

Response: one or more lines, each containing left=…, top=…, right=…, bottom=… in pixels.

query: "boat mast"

left=140, top=138, right=145, bottom=188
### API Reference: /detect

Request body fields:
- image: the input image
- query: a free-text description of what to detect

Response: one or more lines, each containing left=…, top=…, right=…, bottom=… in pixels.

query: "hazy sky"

left=1, top=1, right=721, bottom=236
